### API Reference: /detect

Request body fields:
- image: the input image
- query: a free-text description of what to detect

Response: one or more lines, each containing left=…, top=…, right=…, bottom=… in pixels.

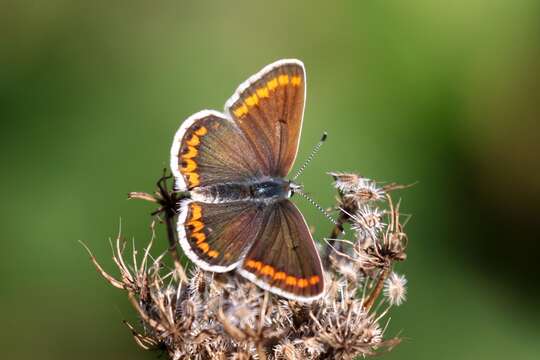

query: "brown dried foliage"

left=83, top=172, right=409, bottom=359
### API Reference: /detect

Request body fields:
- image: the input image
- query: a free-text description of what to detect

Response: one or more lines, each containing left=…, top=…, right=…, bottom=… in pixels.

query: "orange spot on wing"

left=297, top=278, right=308, bottom=288
left=285, top=276, right=297, bottom=286
left=208, top=250, right=219, bottom=258
left=278, top=75, right=289, bottom=85
left=195, top=126, right=208, bottom=136
left=190, top=203, right=202, bottom=220
left=309, top=275, right=320, bottom=285
left=246, top=259, right=264, bottom=271
left=256, top=87, right=269, bottom=98
left=274, top=272, right=286, bottom=281
left=187, top=220, right=204, bottom=233
left=182, top=146, right=198, bottom=159
left=186, top=134, right=200, bottom=146
left=197, top=242, right=209, bottom=253
left=191, top=232, right=206, bottom=244
left=267, top=78, right=278, bottom=90
left=261, top=265, right=275, bottom=277
left=245, top=94, right=259, bottom=107
left=233, top=104, right=248, bottom=118
left=187, top=172, right=200, bottom=187
left=291, top=76, right=302, bottom=86
left=181, top=159, right=197, bottom=173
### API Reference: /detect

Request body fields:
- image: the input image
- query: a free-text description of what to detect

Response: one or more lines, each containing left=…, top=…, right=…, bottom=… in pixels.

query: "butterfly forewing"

left=170, top=110, right=263, bottom=191
left=225, top=60, right=306, bottom=177
left=238, top=200, right=325, bottom=301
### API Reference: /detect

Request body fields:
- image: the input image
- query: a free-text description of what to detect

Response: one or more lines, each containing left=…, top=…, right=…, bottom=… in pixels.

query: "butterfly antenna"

left=295, top=189, right=338, bottom=226
left=292, top=132, right=327, bottom=181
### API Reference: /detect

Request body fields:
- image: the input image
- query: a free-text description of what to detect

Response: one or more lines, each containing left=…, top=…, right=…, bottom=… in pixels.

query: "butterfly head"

left=287, top=181, right=302, bottom=198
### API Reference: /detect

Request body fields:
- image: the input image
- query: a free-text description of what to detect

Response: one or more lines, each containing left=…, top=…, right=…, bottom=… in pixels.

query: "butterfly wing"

left=178, top=199, right=265, bottom=272
left=170, top=110, right=264, bottom=191
left=172, top=60, right=306, bottom=188
left=237, top=200, right=325, bottom=302
left=225, top=59, right=306, bottom=177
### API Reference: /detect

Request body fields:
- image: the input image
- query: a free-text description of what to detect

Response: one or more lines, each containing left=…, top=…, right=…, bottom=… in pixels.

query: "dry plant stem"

left=382, top=181, right=418, bottom=193
left=363, top=265, right=391, bottom=311
left=128, top=292, right=168, bottom=332
left=323, top=211, right=349, bottom=266
left=79, top=241, right=126, bottom=290
left=128, top=192, right=159, bottom=203
left=256, top=292, right=270, bottom=360
left=124, top=320, right=159, bottom=350
left=257, top=343, right=267, bottom=360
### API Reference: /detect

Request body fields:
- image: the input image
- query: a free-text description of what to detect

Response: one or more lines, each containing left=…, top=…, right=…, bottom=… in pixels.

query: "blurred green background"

left=2, top=1, right=539, bottom=359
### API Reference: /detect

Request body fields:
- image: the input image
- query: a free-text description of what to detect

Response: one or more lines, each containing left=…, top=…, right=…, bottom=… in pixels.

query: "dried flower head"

left=353, top=178, right=386, bottom=203
left=329, top=172, right=386, bottom=204
left=311, top=299, right=383, bottom=359
left=351, top=205, right=386, bottom=248
left=274, top=339, right=301, bottom=359
left=86, top=170, right=411, bottom=359
left=329, top=172, right=364, bottom=193
left=384, top=272, right=407, bottom=306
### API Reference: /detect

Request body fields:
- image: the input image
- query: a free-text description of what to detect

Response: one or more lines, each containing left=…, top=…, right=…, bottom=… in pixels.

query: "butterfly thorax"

left=190, top=177, right=291, bottom=204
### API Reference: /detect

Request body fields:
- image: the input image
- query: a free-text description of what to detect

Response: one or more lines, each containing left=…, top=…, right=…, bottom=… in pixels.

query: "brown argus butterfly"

left=170, top=60, right=324, bottom=302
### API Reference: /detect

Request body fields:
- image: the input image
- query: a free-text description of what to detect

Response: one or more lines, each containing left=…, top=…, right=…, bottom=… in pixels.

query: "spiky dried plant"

left=83, top=171, right=410, bottom=359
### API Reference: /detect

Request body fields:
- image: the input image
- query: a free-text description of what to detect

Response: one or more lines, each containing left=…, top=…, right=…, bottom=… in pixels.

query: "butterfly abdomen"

left=190, top=178, right=290, bottom=204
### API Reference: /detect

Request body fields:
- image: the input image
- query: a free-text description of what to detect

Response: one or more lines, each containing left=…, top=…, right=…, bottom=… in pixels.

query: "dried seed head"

left=384, top=272, right=407, bottom=306
left=90, top=166, right=410, bottom=359
left=296, top=337, right=325, bottom=358
left=330, top=172, right=385, bottom=201
left=351, top=205, right=385, bottom=248
left=324, top=274, right=348, bottom=301
left=335, top=258, right=359, bottom=283
left=224, top=300, right=258, bottom=328
left=274, top=339, right=301, bottom=359
left=229, top=352, right=251, bottom=360
left=313, top=299, right=383, bottom=358
left=329, top=172, right=363, bottom=193
left=353, top=178, right=385, bottom=203
left=353, top=250, right=384, bottom=273
left=188, top=268, right=207, bottom=300
left=383, top=230, right=408, bottom=261
left=330, top=255, right=363, bottom=285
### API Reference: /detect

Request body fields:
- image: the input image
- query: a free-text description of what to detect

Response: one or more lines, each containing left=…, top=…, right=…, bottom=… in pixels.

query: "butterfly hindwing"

left=238, top=200, right=325, bottom=302
left=225, top=60, right=306, bottom=177
left=178, top=200, right=265, bottom=272
left=171, top=110, right=263, bottom=191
